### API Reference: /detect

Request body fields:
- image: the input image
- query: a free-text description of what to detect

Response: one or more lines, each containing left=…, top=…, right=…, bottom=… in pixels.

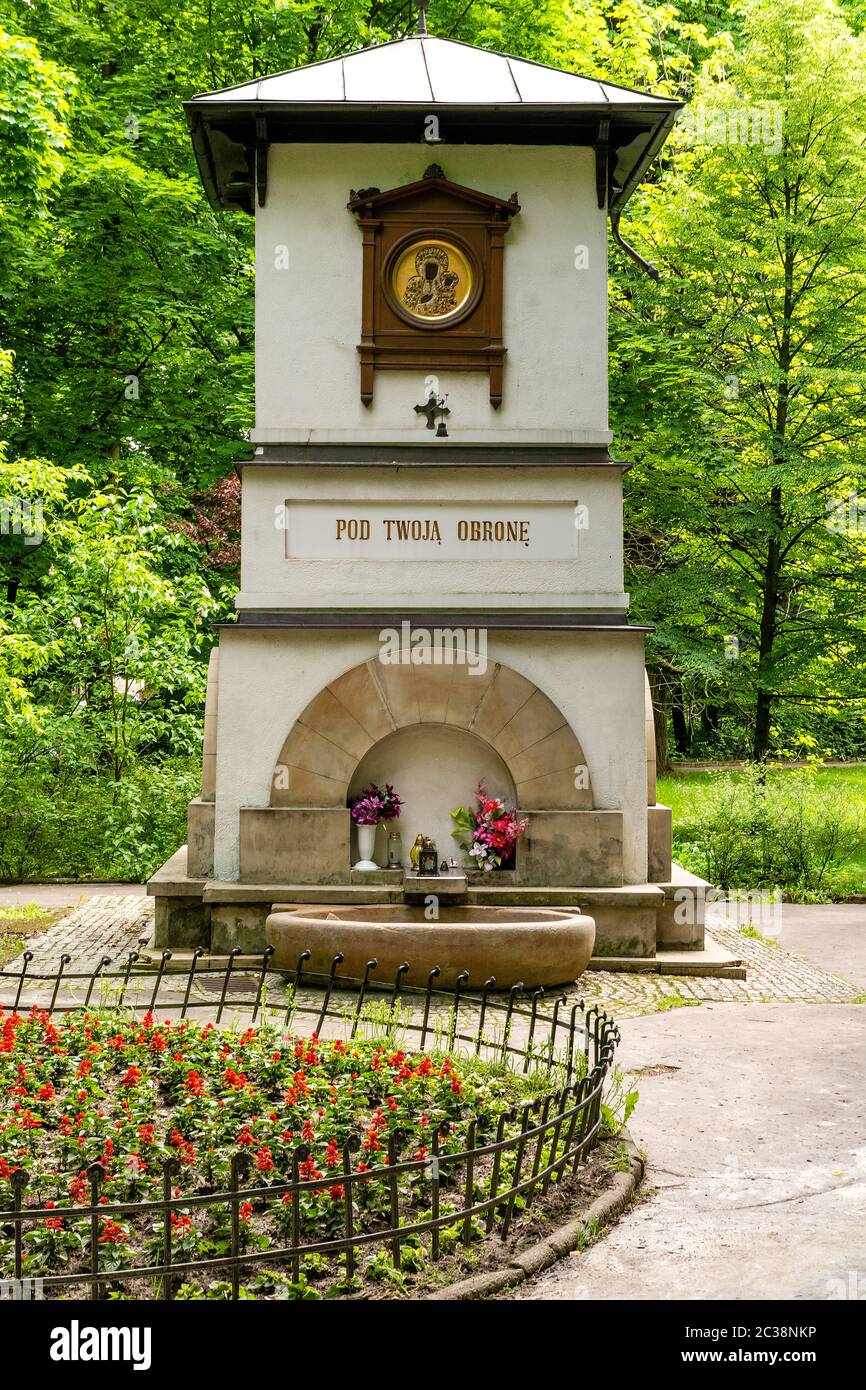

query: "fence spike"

left=13, top=951, right=33, bottom=1013
left=181, top=947, right=205, bottom=1019
left=48, top=953, right=72, bottom=1016
left=252, top=945, right=275, bottom=1023
left=419, top=966, right=441, bottom=1050
left=351, top=959, right=378, bottom=1039
left=316, top=953, right=345, bottom=1034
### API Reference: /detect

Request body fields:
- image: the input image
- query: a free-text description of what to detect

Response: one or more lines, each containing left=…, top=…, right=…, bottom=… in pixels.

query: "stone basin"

left=265, top=904, right=596, bottom=989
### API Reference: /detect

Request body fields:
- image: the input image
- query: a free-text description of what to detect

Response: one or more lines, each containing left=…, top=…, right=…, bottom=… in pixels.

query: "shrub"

left=673, top=765, right=863, bottom=894
left=0, top=758, right=199, bottom=881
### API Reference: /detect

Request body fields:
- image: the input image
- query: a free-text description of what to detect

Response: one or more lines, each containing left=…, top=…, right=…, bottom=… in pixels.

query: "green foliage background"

left=0, top=0, right=863, bottom=879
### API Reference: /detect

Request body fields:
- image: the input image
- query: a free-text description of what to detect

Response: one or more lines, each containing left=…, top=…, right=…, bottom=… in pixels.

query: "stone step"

left=587, top=937, right=746, bottom=979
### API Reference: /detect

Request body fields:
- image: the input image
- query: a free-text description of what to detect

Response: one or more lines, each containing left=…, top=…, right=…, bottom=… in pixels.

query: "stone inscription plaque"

left=283, top=501, right=580, bottom=561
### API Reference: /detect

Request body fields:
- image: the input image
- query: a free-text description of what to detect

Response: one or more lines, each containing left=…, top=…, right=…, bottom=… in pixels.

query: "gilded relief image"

left=392, top=240, right=473, bottom=321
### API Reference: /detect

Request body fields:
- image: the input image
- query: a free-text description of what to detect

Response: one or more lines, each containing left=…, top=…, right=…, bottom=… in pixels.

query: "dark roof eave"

left=609, top=107, right=680, bottom=217
left=182, top=97, right=682, bottom=119
left=183, top=97, right=684, bottom=215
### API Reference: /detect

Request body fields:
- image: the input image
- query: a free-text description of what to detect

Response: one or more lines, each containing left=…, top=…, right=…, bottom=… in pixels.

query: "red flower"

left=99, top=1219, right=127, bottom=1245
left=255, top=1146, right=274, bottom=1172
left=121, top=1065, right=142, bottom=1087
left=69, top=1173, right=87, bottom=1202
left=169, top=1130, right=196, bottom=1165
left=185, top=1070, right=206, bottom=1096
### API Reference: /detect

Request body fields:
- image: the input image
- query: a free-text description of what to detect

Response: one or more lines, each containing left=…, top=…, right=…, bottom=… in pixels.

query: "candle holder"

left=418, top=838, right=439, bottom=875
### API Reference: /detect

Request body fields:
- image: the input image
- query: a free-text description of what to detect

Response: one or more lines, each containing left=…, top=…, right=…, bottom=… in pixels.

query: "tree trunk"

left=671, top=685, right=690, bottom=756
left=752, top=508, right=782, bottom=761
left=647, top=667, right=671, bottom=773
left=752, top=219, right=794, bottom=762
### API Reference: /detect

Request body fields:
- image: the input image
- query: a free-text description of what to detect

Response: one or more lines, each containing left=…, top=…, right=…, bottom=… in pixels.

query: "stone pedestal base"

left=147, top=846, right=715, bottom=964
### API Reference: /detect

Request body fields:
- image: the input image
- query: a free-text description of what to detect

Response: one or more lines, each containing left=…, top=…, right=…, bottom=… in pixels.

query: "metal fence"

left=0, top=948, right=620, bottom=1299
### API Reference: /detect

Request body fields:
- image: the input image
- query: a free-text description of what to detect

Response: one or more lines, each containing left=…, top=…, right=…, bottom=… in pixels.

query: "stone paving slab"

left=1, top=896, right=861, bottom=1021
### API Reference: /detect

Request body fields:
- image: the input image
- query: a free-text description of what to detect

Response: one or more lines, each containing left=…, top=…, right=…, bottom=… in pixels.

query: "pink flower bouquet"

left=350, top=783, right=403, bottom=826
left=450, top=783, right=528, bottom=870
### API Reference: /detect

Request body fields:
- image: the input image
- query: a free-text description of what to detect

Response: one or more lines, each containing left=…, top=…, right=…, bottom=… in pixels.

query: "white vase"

left=354, top=822, right=378, bottom=871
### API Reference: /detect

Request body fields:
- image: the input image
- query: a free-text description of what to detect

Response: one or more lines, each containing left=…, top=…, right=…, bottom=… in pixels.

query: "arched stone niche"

left=347, top=723, right=517, bottom=868
left=237, top=656, right=625, bottom=888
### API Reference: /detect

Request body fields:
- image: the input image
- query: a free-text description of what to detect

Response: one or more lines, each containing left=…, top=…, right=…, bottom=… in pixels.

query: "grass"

left=0, top=901, right=65, bottom=968
left=738, top=924, right=780, bottom=948
left=658, top=763, right=866, bottom=900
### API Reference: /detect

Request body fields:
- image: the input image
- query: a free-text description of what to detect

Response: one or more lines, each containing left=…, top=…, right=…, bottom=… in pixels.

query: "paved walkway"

left=514, top=903, right=866, bottom=1302
left=2, top=894, right=153, bottom=970
left=3, top=896, right=861, bottom=1006
left=0, top=882, right=145, bottom=909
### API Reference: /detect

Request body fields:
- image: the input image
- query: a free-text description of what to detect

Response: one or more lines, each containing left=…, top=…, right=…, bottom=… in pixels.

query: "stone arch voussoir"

left=270, top=656, right=593, bottom=811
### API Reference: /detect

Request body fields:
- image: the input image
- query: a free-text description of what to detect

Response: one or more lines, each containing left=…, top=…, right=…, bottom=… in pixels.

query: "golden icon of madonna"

left=391, top=239, right=474, bottom=322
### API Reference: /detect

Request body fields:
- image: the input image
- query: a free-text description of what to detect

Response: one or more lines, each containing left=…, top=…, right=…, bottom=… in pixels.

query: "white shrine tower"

left=148, top=24, right=714, bottom=969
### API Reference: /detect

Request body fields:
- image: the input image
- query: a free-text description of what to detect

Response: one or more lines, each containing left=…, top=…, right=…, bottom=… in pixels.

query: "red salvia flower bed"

left=0, top=1004, right=562, bottom=1298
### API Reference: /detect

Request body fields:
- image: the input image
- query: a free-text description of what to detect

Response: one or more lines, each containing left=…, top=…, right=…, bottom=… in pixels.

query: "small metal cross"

left=414, top=391, right=449, bottom=430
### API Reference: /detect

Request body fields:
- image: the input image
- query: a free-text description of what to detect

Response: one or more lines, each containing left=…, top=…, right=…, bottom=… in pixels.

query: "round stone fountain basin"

left=265, top=904, right=596, bottom=989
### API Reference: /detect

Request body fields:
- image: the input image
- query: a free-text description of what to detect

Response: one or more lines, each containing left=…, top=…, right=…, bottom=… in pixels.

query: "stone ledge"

left=217, top=884, right=404, bottom=905
left=467, top=884, right=665, bottom=907
left=588, top=938, right=746, bottom=978
left=656, top=862, right=713, bottom=951
left=146, top=847, right=205, bottom=898
left=404, top=870, right=468, bottom=897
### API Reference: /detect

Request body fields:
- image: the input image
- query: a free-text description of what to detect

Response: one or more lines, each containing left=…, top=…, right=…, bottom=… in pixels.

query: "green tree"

left=16, top=484, right=216, bottom=781
left=616, top=0, right=866, bottom=759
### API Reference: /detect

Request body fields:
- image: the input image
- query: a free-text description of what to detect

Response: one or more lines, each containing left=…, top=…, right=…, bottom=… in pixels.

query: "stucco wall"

left=237, top=464, right=626, bottom=610
left=253, top=144, right=608, bottom=444
left=212, top=627, right=647, bottom=883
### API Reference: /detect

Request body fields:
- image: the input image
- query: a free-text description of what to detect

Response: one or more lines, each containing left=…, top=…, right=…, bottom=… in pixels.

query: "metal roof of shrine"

left=184, top=33, right=682, bottom=217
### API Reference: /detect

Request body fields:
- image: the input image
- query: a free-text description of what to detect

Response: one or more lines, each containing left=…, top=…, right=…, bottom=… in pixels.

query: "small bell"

left=435, top=416, right=449, bottom=438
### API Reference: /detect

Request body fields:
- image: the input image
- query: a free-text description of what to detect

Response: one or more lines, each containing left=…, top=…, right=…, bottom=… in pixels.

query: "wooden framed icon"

left=348, top=165, right=520, bottom=406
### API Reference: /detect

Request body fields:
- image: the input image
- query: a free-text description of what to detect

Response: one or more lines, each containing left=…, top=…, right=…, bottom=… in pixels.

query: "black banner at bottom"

left=2, top=1295, right=858, bottom=1375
